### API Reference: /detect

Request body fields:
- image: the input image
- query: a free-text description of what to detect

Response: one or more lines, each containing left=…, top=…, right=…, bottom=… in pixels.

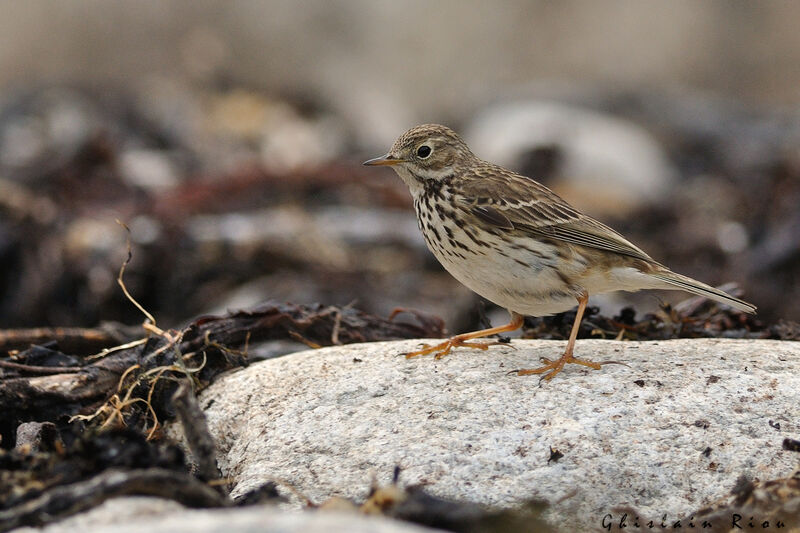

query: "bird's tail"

left=649, top=270, right=756, bottom=314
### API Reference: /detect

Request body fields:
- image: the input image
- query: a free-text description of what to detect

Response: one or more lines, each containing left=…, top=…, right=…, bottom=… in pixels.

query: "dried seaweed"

left=521, top=298, right=797, bottom=342
left=611, top=470, right=800, bottom=532
left=315, top=468, right=554, bottom=533
left=0, top=301, right=444, bottom=447
left=0, top=467, right=229, bottom=532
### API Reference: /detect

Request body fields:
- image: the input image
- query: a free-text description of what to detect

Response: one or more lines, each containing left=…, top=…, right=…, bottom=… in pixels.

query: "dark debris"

left=782, top=438, right=800, bottom=452
left=0, top=427, right=185, bottom=510
left=0, top=301, right=444, bottom=448
left=317, top=469, right=554, bottom=533
left=521, top=300, right=797, bottom=342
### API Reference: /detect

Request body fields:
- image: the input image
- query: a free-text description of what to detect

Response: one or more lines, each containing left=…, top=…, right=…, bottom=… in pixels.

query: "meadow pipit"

left=364, top=124, right=756, bottom=381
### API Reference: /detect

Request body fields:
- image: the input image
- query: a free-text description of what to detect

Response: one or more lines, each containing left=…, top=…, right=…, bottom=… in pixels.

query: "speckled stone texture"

left=198, top=339, right=799, bottom=530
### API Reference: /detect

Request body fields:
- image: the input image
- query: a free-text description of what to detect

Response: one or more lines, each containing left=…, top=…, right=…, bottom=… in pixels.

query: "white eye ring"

left=417, top=144, right=432, bottom=159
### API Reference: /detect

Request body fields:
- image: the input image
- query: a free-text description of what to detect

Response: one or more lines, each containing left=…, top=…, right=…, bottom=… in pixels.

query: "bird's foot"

left=514, top=353, right=605, bottom=382
left=403, top=336, right=505, bottom=360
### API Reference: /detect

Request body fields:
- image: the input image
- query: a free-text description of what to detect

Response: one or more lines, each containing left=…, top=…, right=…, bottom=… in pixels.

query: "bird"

left=363, top=124, right=756, bottom=381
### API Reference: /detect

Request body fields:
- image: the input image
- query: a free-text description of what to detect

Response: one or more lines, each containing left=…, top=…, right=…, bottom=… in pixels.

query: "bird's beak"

left=363, top=154, right=405, bottom=166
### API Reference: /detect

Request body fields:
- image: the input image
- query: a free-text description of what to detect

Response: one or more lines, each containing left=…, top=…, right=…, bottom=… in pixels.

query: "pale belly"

left=415, top=204, right=658, bottom=317
left=427, top=230, right=581, bottom=316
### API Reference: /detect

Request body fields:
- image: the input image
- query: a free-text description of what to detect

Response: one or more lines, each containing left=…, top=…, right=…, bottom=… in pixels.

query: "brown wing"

left=454, top=161, right=656, bottom=263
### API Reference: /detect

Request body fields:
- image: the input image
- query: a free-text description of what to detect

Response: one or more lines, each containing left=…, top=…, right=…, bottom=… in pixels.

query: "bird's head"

left=363, top=124, right=474, bottom=186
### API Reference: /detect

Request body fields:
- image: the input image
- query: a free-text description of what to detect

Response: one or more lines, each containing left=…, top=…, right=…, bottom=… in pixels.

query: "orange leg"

left=404, top=312, right=524, bottom=360
left=516, top=291, right=606, bottom=381
left=388, top=308, right=412, bottom=321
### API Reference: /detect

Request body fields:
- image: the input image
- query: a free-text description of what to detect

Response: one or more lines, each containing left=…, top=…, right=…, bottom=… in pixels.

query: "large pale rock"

left=200, top=339, right=799, bottom=529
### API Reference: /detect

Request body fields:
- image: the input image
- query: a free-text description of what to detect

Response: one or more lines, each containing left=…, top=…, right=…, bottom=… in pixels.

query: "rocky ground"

left=196, top=338, right=799, bottom=531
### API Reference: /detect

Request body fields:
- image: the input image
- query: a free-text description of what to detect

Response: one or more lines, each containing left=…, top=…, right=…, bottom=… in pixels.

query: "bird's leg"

left=403, top=312, right=524, bottom=360
left=516, top=291, right=605, bottom=381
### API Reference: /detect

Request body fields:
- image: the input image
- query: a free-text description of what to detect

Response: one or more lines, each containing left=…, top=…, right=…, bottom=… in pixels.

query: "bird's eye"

left=416, top=145, right=432, bottom=158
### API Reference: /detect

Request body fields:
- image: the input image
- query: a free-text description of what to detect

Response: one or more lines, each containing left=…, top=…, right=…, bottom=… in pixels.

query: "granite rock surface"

left=197, top=338, right=800, bottom=529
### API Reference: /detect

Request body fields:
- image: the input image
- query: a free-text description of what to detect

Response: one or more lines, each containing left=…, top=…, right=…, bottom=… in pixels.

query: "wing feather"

left=455, top=162, right=655, bottom=262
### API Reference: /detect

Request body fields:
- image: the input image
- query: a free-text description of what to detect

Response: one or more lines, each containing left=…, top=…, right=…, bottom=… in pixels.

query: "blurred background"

left=0, top=0, right=798, bottom=332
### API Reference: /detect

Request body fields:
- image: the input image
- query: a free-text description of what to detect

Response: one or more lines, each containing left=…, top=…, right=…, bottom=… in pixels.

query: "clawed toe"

left=403, top=340, right=453, bottom=359
left=457, top=340, right=493, bottom=350
left=401, top=337, right=514, bottom=361
left=403, top=344, right=436, bottom=359
left=515, top=354, right=619, bottom=382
